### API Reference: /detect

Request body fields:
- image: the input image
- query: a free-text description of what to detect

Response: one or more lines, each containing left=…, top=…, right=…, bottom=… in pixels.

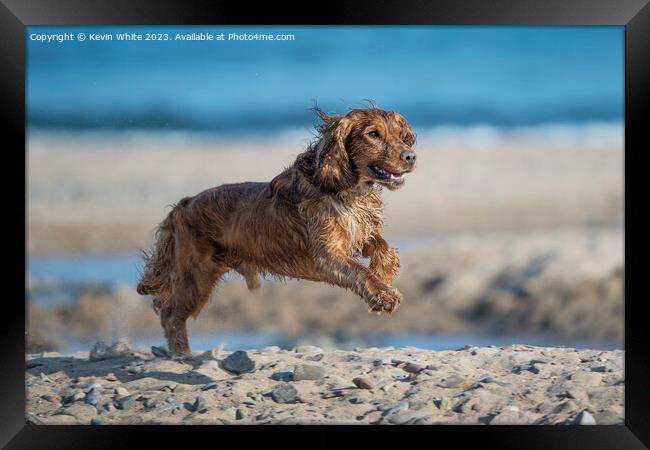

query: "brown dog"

left=137, top=106, right=417, bottom=356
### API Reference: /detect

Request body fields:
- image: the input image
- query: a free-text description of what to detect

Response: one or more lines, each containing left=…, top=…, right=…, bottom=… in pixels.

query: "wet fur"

left=137, top=106, right=417, bottom=356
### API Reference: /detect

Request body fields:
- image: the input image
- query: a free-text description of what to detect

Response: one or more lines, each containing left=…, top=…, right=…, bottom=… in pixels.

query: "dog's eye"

left=368, top=131, right=379, bottom=138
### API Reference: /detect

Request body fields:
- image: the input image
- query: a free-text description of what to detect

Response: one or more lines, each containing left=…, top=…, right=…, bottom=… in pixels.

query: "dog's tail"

left=136, top=201, right=187, bottom=300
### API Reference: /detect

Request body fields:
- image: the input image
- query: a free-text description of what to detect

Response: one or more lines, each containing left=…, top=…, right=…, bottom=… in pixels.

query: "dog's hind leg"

left=161, top=260, right=228, bottom=357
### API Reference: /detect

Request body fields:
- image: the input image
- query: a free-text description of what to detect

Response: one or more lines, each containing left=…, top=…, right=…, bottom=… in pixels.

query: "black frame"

left=3, top=0, right=648, bottom=448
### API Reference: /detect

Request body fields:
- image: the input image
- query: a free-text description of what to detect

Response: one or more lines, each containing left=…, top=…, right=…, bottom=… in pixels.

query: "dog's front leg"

left=362, top=234, right=400, bottom=286
left=314, top=243, right=402, bottom=314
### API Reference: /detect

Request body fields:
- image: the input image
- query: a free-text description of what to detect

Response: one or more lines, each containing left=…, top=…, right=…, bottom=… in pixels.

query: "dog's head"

left=312, top=106, right=417, bottom=193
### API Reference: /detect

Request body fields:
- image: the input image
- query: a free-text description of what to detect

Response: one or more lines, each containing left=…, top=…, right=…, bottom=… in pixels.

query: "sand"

left=26, top=342, right=624, bottom=425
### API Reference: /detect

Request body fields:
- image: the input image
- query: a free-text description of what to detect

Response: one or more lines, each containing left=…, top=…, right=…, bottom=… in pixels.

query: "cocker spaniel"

left=137, top=106, right=417, bottom=356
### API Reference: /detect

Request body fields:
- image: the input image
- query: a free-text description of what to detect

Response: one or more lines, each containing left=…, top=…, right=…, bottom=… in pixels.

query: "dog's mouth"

left=367, top=165, right=406, bottom=184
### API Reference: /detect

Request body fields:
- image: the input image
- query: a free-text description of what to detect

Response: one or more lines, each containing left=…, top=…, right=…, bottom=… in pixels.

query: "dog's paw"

left=366, top=288, right=402, bottom=315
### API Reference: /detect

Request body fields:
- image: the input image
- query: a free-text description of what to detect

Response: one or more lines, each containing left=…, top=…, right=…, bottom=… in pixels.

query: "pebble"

left=294, top=345, right=324, bottom=354
left=271, top=384, right=299, bottom=404
left=271, top=371, right=294, bottom=381
left=573, top=410, right=596, bottom=425
left=89, top=340, right=131, bottom=362
left=115, top=395, right=136, bottom=410
left=435, top=397, right=453, bottom=411
left=221, top=351, right=255, bottom=374
left=85, top=389, right=101, bottom=406
left=383, top=402, right=409, bottom=417
left=70, top=391, right=85, bottom=402
left=151, top=346, right=170, bottom=358
left=105, top=373, right=118, bottom=382
left=293, top=364, right=326, bottom=381
left=83, top=382, right=102, bottom=393
left=90, top=418, right=103, bottom=425
left=403, top=363, right=424, bottom=374
left=192, top=396, right=208, bottom=413
left=114, top=387, right=129, bottom=396
left=352, top=377, right=374, bottom=390
left=236, top=408, right=246, bottom=420
left=201, top=382, right=218, bottom=391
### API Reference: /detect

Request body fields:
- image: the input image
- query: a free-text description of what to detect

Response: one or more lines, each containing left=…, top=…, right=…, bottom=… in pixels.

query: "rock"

left=236, top=408, right=246, bottom=420
left=478, top=376, right=513, bottom=388
left=573, top=410, right=596, bottom=425
left=570, top=371, right=602, bottom=387
left=151, top=346, right=170, bottom=358
left=388, top=410, right=430, bottom=425
left=439, top=374, right=465, bottom=388
left=105, top=373, right=118, bottom=382
left=192, top=396, right=208, bottom=413
left=590, top=366, right=608, bottom=373
left=293, top=364, right=326, bottom=381
left=114, top=395, right=136, bottom=410
left=435, top=397, right=453, bottom=411
left=90, top=418, right=103, bottom=425
left=85, top=389, right=101, bottom=406
left=89, top=340, right=131, bottom=362
left=271, top=384, right=299, bottom=404
left=403, top=363, right=424, bottom=374
left=83, top=382, right=102, bottom=393
left=353, top=377, right=374, bottom=390
left=294, top=345, right=323, bottom=354
left=202, top=382, right=218, bottom=391
left=71, top=391, right=86, bottom=402
left=114, top=387, right=129, bottom=396
left=220, top=351, right=255, bottom=374
left=383, top=402, right=409, bottom=417
left=271, top=371, right=294, bottom=381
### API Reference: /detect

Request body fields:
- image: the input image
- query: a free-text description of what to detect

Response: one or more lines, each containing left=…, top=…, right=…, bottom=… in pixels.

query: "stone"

left=353, top=377, right=374, bottom=390
left=271, top=371, right=294, bottom=381
left=192, top=396, right=208, bottom=413
left=90, top=417, right=103, bottom=425
left=383, top=402, right=409, bottom=417
left=294, top=345, right=323, bottom=354
left=403, top=363, right=424, bottom=374
left=236, top=408, right=246, bottom=420
left=105, top=373, right=118, bottom=382
left=115, top=395, right=136, bottom=410
left=220, top=351, right=255, bottom=374
left=151, top=346, right=170, bottom=358
left=89, top=340, right=131, bottom=362
left=293, top=364, right=326, bottom=381
left=573, top=410, right=596, bottom=425
left=271, top=384, right=299, bottom=404
left=85, top=389, right=101, bottom=406
left=435, top=397, right=453, bottom=411
left=114, top=387, right=129, bottom=396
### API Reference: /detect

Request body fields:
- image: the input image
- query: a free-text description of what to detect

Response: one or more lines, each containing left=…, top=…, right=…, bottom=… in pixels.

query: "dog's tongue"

left=390, top=173, right=404, bottom=182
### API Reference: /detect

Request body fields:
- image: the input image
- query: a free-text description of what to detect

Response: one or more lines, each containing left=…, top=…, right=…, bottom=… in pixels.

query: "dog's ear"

left=312, top=110, right=357, bottom=192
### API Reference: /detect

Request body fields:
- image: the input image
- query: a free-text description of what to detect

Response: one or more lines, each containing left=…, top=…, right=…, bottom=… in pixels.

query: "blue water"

left=27, top=26, right=623, bottom=133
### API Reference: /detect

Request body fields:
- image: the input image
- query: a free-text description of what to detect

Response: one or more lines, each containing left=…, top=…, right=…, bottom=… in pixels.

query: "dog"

left=137, top=106, right=417, bottom=356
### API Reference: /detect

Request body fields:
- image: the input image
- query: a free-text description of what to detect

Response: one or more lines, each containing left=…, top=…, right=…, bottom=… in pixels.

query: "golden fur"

left=137, top=106, right=417, bottom=355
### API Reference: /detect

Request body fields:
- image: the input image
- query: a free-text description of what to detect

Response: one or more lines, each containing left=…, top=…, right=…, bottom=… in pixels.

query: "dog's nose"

left=400, top=151, right=416, bottom=165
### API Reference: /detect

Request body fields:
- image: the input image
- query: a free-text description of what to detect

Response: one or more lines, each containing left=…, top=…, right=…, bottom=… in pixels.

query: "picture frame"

left=2, top=0, right=647, bottom=447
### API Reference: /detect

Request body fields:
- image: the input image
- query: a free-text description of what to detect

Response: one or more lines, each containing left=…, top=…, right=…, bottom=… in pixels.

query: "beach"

left=26, top=342, right=624, bottom=425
